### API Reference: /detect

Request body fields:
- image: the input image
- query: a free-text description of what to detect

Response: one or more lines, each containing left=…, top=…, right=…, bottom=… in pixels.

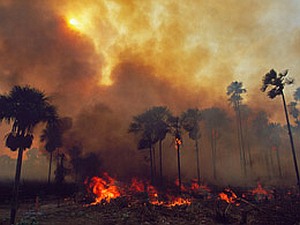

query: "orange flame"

left=175, top=179, right=188, bottom=192
left=219, top=188, right=240, bottom=206
left=165, top=196, right=191, bottom=207
left=130, top=177, right=145, bottom=193
left=85, top=173, right=121, bottom=205
left=190, top=180, right=212, bottom=198
left=250, top=183, right=273, bottom=201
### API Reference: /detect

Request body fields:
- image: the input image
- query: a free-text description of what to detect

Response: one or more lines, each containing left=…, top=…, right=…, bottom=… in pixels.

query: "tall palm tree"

left=261, top=69, right=300, bottom=190
left=226, top=81, right=247, bottom=176
left=0, top=85, right=58, bottom=225
left=129, top=106, right=172, bottom=184
left=40, top=121, right=62, bottom=185
left=151, top=107, right=172, bottom=184
left=169, top=116, right=183, bottom=193
left=202, top=107, right=230, bottom=180
left=180, top=108, right=202, bottom=183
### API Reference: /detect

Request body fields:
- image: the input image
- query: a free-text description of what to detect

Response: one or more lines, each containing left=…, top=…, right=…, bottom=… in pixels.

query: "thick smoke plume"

left=0, top=0, right=300, bottom=186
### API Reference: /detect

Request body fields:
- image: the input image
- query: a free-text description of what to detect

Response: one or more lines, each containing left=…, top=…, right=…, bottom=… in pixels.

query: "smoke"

left=0, top=0, right=300, bottom=186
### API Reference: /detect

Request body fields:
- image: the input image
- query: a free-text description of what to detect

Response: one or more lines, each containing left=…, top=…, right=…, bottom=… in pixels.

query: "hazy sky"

left=0, top=1, right=300, bottom=181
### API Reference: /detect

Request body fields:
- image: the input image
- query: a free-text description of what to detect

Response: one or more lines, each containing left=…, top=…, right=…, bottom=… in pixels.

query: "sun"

left=67, top=18, right=82, bottom=31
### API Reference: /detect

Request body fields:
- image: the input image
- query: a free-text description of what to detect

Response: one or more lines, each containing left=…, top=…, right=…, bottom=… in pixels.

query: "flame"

left=175, top=179, right=187, bottom=192
left=190, top=180, right=212, bottom=198
left=85, top=174, right=192, bottom=208
left=129, top=177, right=145, bottom=193
left=250, top=183, right=273, bottom=201
left=85, top=173, right=121, bottom=205
left=219, top=188, right=240, bottom=206
left=165, top=196, right=191, bottom=207
left=147, top=185, right=164, bottom=206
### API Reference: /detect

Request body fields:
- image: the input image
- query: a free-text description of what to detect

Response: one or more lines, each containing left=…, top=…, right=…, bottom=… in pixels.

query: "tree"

left=40, top=121, right=62, bottom=185
left=180, top=108, right=202, bottom=183
left=169, top=116, right=183, bottom=193
left=129, top=106, right=172, bottom=184
left=0, top=85, right=58, bottom=225
left=202, top=107, right=230, bottom=180
left=252, top=111, right=273, bottom=178
left=226, top=81, right=247, bottom=176
left=261, top=69, right=300, bottom=190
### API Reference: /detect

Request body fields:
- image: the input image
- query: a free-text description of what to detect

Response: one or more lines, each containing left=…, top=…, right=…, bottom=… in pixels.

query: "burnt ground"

left=0, top=182, right=300, bottom=225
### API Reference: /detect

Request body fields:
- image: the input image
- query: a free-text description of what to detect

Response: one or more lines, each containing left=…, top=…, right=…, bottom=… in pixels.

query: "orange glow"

left=85, top=174, right=192, bottom=208
left=250, top=183, right=273, bottom=201
left=190, top=180, right=212, bottom=198
left=219, top=188, right=240, bottom=206
left=147, top=185, right=164, bottom=206
left=165, top=196, right=191, bottom=207
left=129, top=177, right=145, bottom=193
left=85, top=173, right=121, bottom=205
left=175, top=179, right=187, bottom=192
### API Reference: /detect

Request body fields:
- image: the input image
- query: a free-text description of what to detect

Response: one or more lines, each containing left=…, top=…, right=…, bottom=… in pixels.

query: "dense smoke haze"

left=0, top=0, right=300, bottom=186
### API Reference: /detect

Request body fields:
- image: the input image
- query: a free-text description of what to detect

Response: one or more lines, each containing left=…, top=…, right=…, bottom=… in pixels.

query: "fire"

left=165, top=196, right=192, bottom=207
left=250, top=183, right=273, bottom=201
left=175, top=179, right=187, bottom=192
left=85, top=174, right=192, bottom=208
left=190, top=180, right=212, bottom=198
left=147, top=185, right=164, bottom=206
left=219, top=188, right=240, bottom=206
left=130, top=177, right=145, bottom=193
left=85, top=173, right=121, bottom=205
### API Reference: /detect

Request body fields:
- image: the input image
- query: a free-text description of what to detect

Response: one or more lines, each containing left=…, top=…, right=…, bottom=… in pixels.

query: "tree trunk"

left=274, top=147, right=282, bottom=178
left=47, top=151, right=53, bottom=185
left=237, top=104, right=246, bottom=176
left=245, top=119, right=253, bottom=168
left=152, top=146, right=156, bottom=180
left=159, top=140, right=163, bottom=185
left=10, top=147, right=24, bottom=225
left=211, top=129, right=217, bottom=180
left=235, top=108, right=244, bottom=176
left=281, top=93, right=300, bottom=190
left=195, top=139, right=201, bottom=184
left=177, top=142, right=182, bottom=194
left=149, top=145, right=154, bottom=184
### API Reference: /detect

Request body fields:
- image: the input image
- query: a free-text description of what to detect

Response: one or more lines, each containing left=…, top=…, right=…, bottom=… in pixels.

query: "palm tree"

left=202, top=107, right=230, bottom=180
left=40, top=121, right=62, bottom=185
left=129, top=106, right=172, bottom=184
left=226, top=81, right=247, bottom=176
left=261, top=69, right=300, bottom=190
left=151, top=107, right=172, bottom=184
left=169, top=116, right=183, bottom=193
left=0, top=85, right=58, bottom=225
left=180, top=108, right=202, bottom=183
